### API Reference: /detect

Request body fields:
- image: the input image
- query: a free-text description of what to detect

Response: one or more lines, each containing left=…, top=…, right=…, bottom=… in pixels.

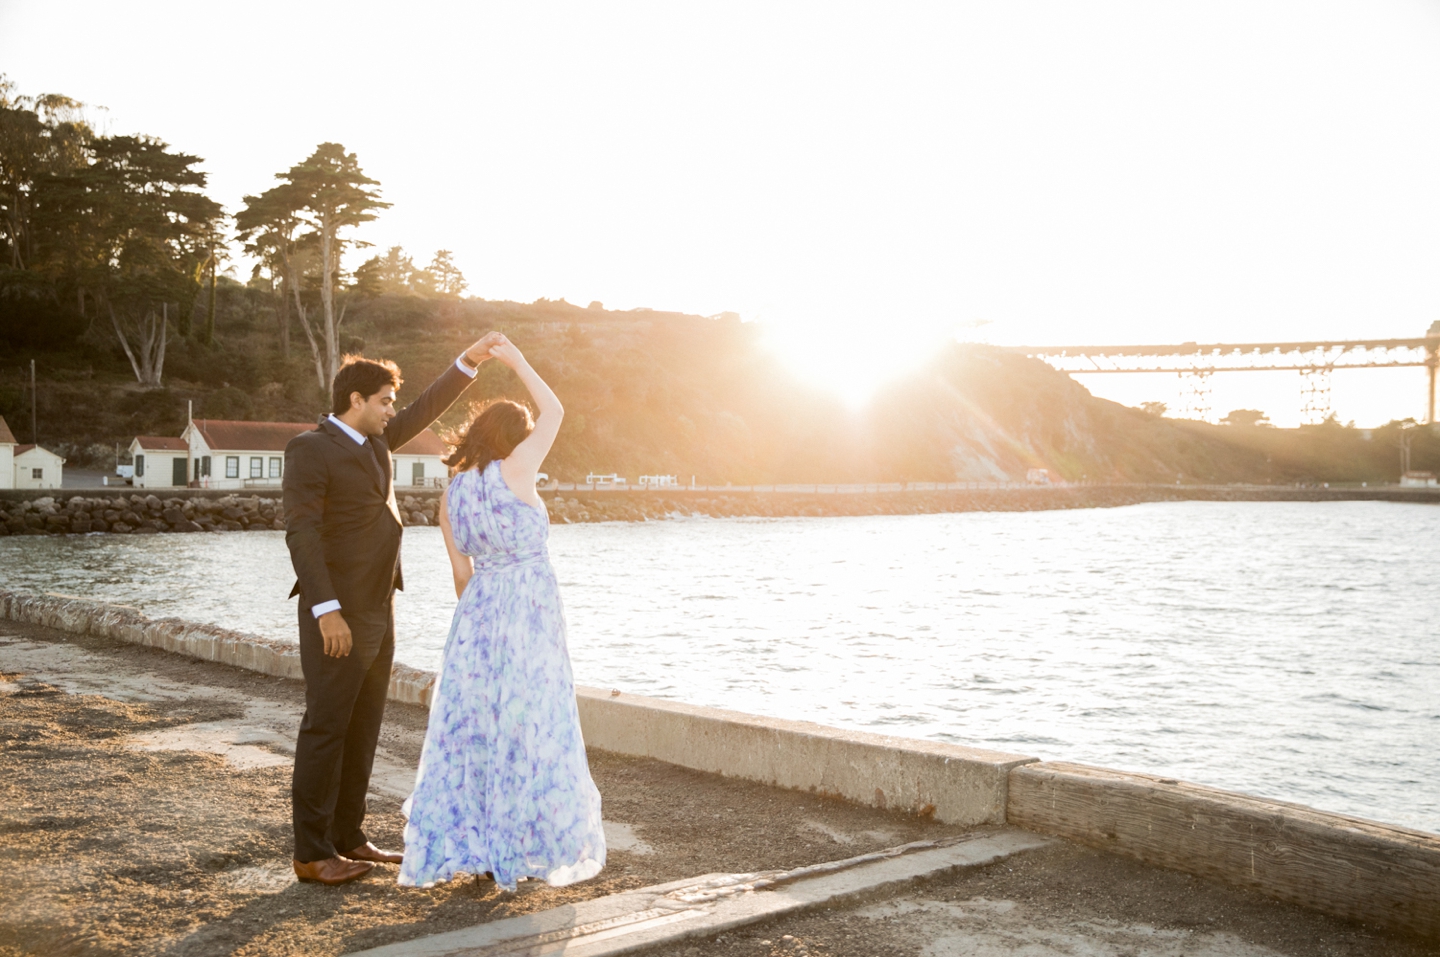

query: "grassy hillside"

left=1, top=287, right=1433, bottom=484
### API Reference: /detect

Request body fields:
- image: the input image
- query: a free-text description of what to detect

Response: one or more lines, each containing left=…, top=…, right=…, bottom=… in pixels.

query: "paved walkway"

left=0, top=620, right=1430, bottom=957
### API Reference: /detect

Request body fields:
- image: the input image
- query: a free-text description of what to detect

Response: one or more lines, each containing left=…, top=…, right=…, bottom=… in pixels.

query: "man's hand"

left=463, top=332, right=507, bottom=368
left=318, top=610, right=353, bottom=658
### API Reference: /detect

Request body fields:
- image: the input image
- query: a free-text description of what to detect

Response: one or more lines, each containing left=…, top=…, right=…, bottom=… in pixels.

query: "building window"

left=225, top=456, right=239, bottom=478
left=250, top=456, right=263, bottom=478
left=201, top=456, right=211, bottom=477
left=269, top=457, right=282, bottom=478
left=32, top=468, right=43, bottom=480
left=135, top=454, right=145, bottom=477
left=412, top=461, right=425, bottom=486
left=194, top=458, right=202, bottom=481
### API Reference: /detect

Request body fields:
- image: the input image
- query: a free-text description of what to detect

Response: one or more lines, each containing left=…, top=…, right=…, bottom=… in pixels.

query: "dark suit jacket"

left=283, top=363, right=473, bottom=615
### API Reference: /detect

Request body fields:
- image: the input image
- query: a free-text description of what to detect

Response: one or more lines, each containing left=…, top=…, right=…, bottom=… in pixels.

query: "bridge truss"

left=1007, top=337, right=1440, bottom=424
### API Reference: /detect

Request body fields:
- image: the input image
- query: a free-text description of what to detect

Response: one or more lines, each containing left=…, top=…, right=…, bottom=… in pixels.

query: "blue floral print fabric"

left=399, top=460, right=605, bottom=891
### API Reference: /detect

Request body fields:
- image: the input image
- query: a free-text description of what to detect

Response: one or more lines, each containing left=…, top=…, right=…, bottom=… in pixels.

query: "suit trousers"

left=292, top=600, right=395, bottom=863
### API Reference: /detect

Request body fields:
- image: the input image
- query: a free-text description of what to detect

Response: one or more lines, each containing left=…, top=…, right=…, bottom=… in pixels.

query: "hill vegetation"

left=2, top=287, right=1434, bottom=485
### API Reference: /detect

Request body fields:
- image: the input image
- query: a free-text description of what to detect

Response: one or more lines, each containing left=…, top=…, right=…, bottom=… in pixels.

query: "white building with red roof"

left=127, top=435, right=192, bottom=489
left=128, top=418, right=449, bottom=490
left=14, top=444, right=65, bottom=489
left=1, top=414, right=65, bottom=489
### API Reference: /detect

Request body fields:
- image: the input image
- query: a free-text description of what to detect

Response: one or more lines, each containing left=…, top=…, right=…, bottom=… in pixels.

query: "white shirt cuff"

left=454, top=355, right=478, bottom=378
left=311, top=600, right=342, bottom=618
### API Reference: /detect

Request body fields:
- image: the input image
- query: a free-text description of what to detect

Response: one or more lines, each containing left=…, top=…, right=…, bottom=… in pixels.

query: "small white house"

left=390, top=429, right=449, bottom=488
left=131, top=418, right=449, bottom=490
left=0, top=416, right=15, bottom=490
left=13, top=444, right=65, bottom=489
left=128, top=435, right=192, bottom=489
left=1400, top=470, right=1438, bottom=488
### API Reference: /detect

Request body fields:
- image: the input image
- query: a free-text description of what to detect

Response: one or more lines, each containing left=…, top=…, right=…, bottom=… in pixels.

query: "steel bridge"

left=1006, top=336, right=1440, bottom=424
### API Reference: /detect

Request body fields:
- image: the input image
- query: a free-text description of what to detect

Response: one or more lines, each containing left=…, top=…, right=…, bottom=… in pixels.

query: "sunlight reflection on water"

left=2, top=500, right=1436, bottom=833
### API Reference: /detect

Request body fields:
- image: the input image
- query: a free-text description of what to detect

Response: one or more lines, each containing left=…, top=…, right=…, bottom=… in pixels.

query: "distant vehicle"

left=585, top=472, right=628, bottom=488
left=536, top=472, right=549, bottom=486
left=116, top=465, right=134, bottom=479
left=1026, top=468, right=1052, bottom=485
left=638, top=474, right=678, bottom=488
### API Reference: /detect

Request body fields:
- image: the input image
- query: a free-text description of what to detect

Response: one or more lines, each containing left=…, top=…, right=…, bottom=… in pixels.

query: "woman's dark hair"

left=444, top=399, right=535, bottom=474
left=332, top=356, right=402, bottom=414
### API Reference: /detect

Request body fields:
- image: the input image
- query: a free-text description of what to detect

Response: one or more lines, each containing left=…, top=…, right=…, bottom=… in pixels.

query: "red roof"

left=15, top=444, right=61, bottom=459
left=0, top=416, right=15, bottom=445
left=395, top=430, right=447, bottom=456
left=15, top=444, right=34, bottom=455
left=193, top=420, right=313, bottom=452
left=190, top=419, right=446, bottom=456
left=134, top=436, right=189, bottom=451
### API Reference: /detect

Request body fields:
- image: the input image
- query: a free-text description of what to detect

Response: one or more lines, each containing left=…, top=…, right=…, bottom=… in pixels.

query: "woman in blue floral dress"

left=399, top=337, right=605, bottom=891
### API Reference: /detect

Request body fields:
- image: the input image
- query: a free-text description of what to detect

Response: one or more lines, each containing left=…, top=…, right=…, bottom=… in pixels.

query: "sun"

left=758, top=320, right=951, bottom=409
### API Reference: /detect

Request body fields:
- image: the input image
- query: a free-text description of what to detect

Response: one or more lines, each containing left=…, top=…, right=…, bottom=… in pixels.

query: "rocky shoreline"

left=1, top=484, right=1436, bottom=536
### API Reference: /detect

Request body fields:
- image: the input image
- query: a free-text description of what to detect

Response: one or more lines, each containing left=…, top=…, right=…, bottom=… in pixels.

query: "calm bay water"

left=2, top=501, right=1436, bottom=833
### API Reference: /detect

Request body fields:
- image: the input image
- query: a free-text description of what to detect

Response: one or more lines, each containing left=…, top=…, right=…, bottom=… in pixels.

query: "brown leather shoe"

left=340, top=841, right=403, bottom=865
left=293, top=856, right=374, bottom=885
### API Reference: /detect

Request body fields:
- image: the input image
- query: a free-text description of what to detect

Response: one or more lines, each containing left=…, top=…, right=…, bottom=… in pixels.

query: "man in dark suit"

left=283, top=333, right=502, bottom=885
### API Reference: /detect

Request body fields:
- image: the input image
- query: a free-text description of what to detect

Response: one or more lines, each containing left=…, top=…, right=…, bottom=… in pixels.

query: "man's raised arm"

left=385, top=332, right=505, bottom=449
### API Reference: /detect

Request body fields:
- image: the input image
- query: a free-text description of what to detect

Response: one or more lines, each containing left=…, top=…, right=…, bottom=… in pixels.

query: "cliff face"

left=863, top=346, right=1425, bottom=485
left=862, top=346, right=1263, bottom=484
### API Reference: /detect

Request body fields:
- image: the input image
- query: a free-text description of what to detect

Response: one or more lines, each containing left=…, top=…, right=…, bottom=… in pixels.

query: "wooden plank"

left=1007, top=761, right=1440, bottom=940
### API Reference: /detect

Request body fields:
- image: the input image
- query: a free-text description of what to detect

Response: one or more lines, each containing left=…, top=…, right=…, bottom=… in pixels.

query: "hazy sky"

left=3, top=1, right=1438, bottom=425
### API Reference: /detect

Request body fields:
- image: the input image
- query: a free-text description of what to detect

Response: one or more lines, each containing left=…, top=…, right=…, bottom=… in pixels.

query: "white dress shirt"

left=312, top=353, right=476, bottom=619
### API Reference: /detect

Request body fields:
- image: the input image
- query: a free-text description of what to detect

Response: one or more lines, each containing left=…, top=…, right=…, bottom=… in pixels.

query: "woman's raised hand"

left=488, top=338, right=527, bottom=369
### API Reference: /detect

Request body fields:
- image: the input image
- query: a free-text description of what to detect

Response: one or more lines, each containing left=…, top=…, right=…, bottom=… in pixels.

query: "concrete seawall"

left=2, top=588, right=1437, bottom=939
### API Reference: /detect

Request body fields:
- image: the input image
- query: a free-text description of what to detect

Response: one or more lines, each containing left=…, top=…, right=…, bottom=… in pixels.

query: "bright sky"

left=3, top=1, right=1439, bottom=425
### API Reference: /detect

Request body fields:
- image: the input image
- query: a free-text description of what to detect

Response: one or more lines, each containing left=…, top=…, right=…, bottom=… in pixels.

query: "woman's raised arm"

left=490, top=341, right=561, bottom=506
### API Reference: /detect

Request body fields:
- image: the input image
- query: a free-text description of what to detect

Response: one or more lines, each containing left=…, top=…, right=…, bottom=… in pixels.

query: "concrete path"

left=2, top=621, right=1432, bottom=957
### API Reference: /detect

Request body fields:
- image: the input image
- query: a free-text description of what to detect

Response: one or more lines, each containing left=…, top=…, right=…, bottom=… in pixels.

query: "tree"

left=0, top=76, right=93, bottom=342
left=1139, top=401, right=1167, bottom=417
left=272, top=143, right=389, bottom=390
left=236, top=183, right=313, bottom=368
left=41, top=135, right=223, bottom=386
left=427, top=249, right=467, bottom=298
left=1221, top=408, right=1270, bottom=427
left=0, top=76, right=90, bottom=272
left=353, top=245, right=417, bottom=298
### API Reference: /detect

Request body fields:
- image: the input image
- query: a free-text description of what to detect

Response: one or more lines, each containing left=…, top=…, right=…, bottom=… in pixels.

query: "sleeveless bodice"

left=447, top=460, right=550, bottom=572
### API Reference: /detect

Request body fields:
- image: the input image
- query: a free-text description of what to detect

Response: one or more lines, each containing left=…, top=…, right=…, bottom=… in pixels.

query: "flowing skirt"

left=398, top=561, right=605, bottom=891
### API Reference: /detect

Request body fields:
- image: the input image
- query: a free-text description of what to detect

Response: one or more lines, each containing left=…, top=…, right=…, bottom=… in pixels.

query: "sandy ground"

left=0, top=621, right=1434, bottom=957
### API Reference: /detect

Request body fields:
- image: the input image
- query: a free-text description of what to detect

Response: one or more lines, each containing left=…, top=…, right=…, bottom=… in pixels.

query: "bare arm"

left=438, top=487, right=474, bottom=597
left=491, top=341, right=562, bottom=507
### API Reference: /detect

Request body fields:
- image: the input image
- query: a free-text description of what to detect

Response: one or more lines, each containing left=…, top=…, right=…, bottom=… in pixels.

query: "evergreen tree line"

left=0, top=76, right=465, bottom=392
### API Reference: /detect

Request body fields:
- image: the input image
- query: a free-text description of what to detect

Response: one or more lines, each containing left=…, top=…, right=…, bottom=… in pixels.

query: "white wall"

left=199, top=450, right=286, bottom=490
left=131, top=450, right=187, bottom=489
left=393, top=454, right=447, bottom=489
left=13, top=449, right=63, bottom=490
left=0, top=445, right=12, bottom=490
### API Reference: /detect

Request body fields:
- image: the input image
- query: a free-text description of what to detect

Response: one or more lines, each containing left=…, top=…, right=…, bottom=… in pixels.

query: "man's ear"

left=350, top=391, right=364, bottom=411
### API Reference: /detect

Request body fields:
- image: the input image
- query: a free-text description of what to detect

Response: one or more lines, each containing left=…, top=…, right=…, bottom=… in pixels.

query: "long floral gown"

left=399, top=460, right=605, bottom=891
